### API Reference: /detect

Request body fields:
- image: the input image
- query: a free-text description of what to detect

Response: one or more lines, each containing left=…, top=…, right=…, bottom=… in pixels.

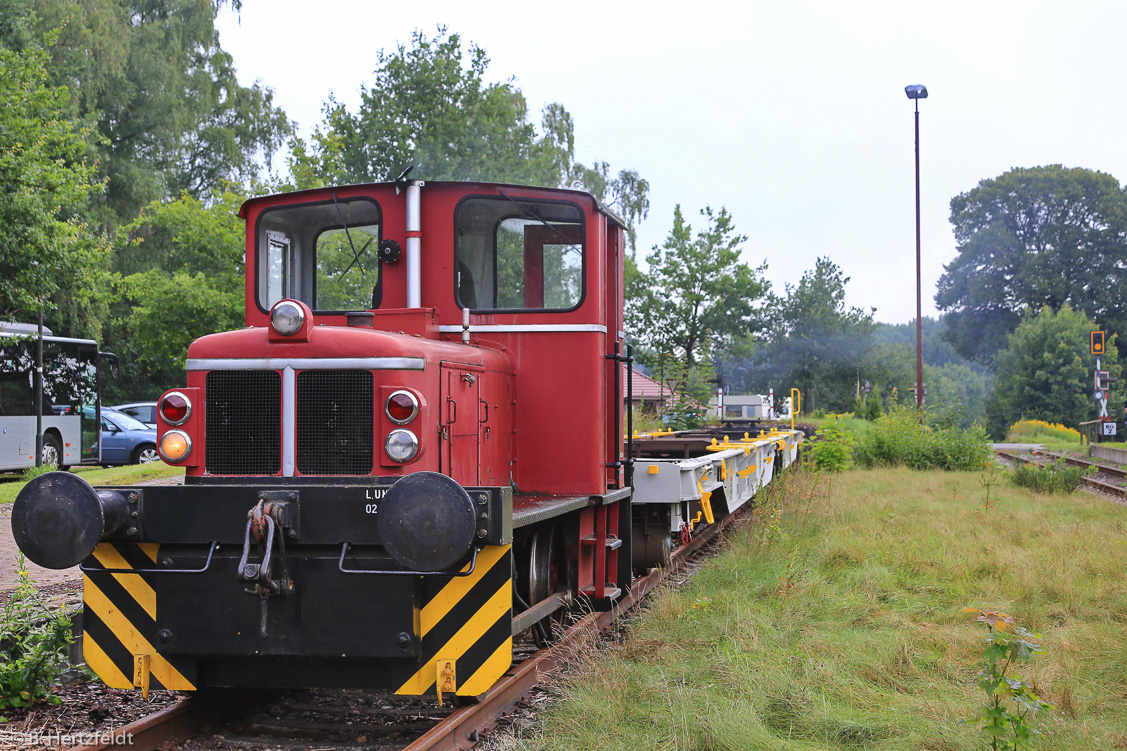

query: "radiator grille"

left=205, top=371, right=281, bottom=475
left=296, top=370, right=374, bottom=475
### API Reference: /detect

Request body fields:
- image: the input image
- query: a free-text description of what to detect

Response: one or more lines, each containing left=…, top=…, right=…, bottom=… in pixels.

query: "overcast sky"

left=216, top=0, right=1127, bottom=324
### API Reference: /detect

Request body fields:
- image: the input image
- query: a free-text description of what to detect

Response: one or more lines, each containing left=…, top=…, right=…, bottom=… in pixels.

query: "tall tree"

left=627, top=205, right=766, bottom=371
left=288, top=27, right=650, bottom=247
left=936, top=165, right=1127, bottom=365
left=985, top=304, right=1116, bottom=439
left=732, top=258, right=874, bottom=412
left=26, top=0, right=291, bottom=226
left=290, top=27, right=566, bottom=188
left=0, top=42, right=106, bottom=333
left=106, top=190, right=245, bottom=400
left=561, top=158, right=650, bottom=256
left=0, top=0, right=32, bottom=49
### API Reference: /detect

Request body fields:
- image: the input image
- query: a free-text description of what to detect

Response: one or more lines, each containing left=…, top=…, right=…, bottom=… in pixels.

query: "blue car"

left=100, top=409, right=160, bottom=465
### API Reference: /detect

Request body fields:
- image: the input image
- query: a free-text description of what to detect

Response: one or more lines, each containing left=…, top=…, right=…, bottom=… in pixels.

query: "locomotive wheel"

left=527, top=526, right=566, bottom=605
left=524, top=525, right=567, bottom=644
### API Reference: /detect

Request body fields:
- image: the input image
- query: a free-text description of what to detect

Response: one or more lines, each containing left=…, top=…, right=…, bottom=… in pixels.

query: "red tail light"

left=386, top=390, right=419, bottom=424
left=159, top=392, right=191, bottom=426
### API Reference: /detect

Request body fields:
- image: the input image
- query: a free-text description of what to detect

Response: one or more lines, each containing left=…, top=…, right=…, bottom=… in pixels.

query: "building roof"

left=623, top=368, right=674, bottom=399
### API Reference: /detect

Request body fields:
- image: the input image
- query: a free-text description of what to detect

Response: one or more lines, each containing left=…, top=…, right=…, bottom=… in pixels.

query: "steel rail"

left=1037, top=450, right=1127, bottom=479
left=68, top=696, right=207, bottom=751
left=1081, top=475, right=1127, bottom=497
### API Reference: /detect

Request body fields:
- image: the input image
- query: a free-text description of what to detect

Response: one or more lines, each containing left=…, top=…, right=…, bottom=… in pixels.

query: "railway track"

left=67, top=494, right=743, bottom=751
left=994, top=449, right=1127, bottom=498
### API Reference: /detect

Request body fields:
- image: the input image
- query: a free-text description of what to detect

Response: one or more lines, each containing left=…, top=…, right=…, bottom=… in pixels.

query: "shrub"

left=808, top=424, right=853, bottom=472
left=0, top=557, right=74, bottom=710
left=864, top=386, right=884, bottom=421
left=854, top=404, right=991, bottom=471
left=1010, top=458, right=1090, bottom=493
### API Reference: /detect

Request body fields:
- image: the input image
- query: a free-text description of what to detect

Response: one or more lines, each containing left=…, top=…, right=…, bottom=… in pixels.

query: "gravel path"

left=0, top=503, right=81, bottom=597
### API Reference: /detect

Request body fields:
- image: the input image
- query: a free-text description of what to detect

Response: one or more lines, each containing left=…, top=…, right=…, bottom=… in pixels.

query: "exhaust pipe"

left=11, top=472, right=131, bottom=569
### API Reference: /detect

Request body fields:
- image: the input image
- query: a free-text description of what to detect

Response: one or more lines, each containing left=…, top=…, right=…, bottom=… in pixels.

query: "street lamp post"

left=905, top=84, right=928, bottom=413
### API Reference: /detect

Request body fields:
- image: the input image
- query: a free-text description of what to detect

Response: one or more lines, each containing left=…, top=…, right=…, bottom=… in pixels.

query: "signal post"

left=1091, top=330, right=1116, bottom=440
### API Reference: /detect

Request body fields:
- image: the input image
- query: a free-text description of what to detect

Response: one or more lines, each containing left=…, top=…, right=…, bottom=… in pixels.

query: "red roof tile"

left=623, top=368, right=673, bottom=399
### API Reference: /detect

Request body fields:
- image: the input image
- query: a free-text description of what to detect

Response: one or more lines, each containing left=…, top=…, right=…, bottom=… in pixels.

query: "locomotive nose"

left=11, top=472, right=131, bottom=569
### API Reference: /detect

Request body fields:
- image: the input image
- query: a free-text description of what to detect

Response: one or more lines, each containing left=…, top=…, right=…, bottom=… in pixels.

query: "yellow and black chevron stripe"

left=396, top=544, right=513, bottom=697
left=82, top=543, right=195, bottom=692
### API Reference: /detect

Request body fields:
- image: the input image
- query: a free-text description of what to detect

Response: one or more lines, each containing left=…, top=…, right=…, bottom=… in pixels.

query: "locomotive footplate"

left=44, top=476, right=515, bottom=695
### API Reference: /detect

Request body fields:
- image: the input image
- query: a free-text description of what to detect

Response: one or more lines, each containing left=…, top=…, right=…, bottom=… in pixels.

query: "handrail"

left=337, top=543, right=478, bottom=577
left=79, top=541, right=219, bottom=575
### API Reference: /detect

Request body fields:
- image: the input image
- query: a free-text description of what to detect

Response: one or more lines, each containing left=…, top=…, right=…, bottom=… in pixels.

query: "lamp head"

left=904, top=84, right=928, bottom=100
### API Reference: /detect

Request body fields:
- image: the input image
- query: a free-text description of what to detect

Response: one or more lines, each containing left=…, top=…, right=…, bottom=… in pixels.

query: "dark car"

left=110, top=401, right=157, bottom=429
left=100, top=409, right=159, bottom=465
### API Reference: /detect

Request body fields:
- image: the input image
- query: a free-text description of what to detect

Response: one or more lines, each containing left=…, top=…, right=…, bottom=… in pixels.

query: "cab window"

left=455, top=197, right=584, bottom=311
left=256, top=197, right=382, bottom=312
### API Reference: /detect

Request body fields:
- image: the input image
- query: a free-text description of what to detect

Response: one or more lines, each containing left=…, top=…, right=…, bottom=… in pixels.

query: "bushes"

left=853, top=405, right=992, bottom=471
left=808, top=424, right=853, bottom=472
left=1011, top=459, right=1090, bottom=493
left=805, top=406, right=990, bottom=473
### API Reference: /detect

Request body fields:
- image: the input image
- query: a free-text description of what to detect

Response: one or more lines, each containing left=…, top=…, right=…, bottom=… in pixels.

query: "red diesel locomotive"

left=12, top=178, right=801, bottom=701
left=13, top=179, right=634, bottom=700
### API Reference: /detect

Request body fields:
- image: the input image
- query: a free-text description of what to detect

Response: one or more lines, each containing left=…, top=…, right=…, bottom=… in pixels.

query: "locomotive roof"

left=238, top=180, right=627, bottom=229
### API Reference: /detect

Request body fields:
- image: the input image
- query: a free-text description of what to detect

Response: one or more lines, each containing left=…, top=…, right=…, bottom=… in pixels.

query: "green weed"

left=980, top=465, right=1001, bottom=511
left=964, top=609, right=1052, bottom=750
left=0, top=557, right=73, bottom=711
left=19, top=464, right=55, bottom=482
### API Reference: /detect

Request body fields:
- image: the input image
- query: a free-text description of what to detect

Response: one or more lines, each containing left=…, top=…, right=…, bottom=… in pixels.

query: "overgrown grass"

left=803, top=414, right=871, bottom=435
left=0, top=463, right=182, bottom=505
left=509, top=467, right=1127, bottom=750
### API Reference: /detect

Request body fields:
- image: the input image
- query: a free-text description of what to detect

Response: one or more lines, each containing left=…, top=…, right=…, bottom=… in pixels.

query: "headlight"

left=159, top=430, right=192, bottom=463
left=385, top=390, right=419, bottom=424
left=270, top=300, right=305, bottom=336
left=385, top=429, right=419, bottom=463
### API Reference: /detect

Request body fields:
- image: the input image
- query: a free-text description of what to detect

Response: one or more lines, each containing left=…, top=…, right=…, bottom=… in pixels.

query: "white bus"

left=0, top=323, right=117, bottom=471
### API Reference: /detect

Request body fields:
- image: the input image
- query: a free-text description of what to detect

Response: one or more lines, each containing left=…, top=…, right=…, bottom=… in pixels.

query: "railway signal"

left=1091, top=330, right=1106, bottom=355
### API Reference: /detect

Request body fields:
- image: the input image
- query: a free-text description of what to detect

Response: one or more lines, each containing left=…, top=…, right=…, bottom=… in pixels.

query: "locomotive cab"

left=12, top=180, right=633, bottom=699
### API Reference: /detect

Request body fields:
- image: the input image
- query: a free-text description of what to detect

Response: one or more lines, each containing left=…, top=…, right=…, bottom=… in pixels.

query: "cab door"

left=440, top=363, right=481, bottom=484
